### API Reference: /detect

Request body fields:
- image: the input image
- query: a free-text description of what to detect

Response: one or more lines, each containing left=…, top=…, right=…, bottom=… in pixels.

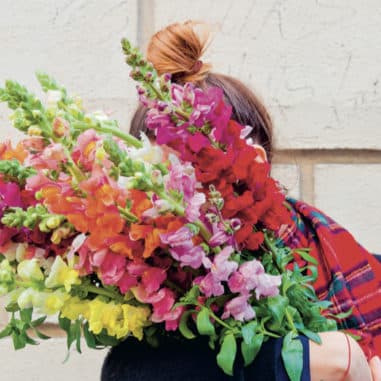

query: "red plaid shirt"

left=280, top=199, right=381, bottom=359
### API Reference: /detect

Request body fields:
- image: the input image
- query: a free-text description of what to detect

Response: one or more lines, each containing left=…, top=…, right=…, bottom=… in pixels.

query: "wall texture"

left=0, top=1, right=380, bottom=379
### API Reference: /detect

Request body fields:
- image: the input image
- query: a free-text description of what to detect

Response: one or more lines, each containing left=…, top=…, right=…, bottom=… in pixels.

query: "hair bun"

left=147, top=20, right=212, bottom=84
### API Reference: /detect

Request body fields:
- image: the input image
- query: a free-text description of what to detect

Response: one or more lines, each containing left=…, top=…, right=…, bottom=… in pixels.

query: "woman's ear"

left=252, top=144, right=268, bottom=163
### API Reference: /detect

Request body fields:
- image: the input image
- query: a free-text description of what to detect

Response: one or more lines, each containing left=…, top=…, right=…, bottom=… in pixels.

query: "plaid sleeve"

left=280, top=198, right=381, bottom=359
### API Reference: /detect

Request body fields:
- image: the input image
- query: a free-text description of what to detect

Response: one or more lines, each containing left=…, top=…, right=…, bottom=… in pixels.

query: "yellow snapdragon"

left=61, top=296, right=89, bottom=321
left=61, top=296, right=151, bottom=340
left=45, top=256, right=80, bottom=292
left=18, top=288, right=69, bottom=315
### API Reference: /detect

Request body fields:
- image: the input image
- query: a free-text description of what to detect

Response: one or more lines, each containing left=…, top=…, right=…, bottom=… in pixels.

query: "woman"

left=103, top=21, right=381, bottom=380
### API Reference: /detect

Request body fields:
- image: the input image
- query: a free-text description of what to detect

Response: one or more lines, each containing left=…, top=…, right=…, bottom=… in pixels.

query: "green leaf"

left=216, top=333, right=237, bottom=376
left=196, top=308, right=215, bottom=336
left=330, top=308, right=353, bottom=320
left=12, top=332, right=26, bottom=350
left=268, top=295, right=289, bottom=325
left=83, top=322, right=97, bottom=349
left=241, top=321, right=257, bottom=345
left=25, top=333, right=39, bottom=345
left=301, top=265, right=318, bottom=283
left=95, top=330, right=119, bottom=346
left=14, top=319, right=27, bottom=331
left=298, top=328, right=321, bottom=344
left=241, top=333, right=264, bottom=366
left=31, top=316, right=47, bottom=328
left=69, top=319, right=82, bottom=353
left=294, top=249, right=318, bottom=266
left=179, top=310, right=196, bottom=339
left=36, top=72, right=62, bottom=92
left=5, top=302, right=19, bottom=313
left=281, top=332, right=304, bottom=381
left=58, top=315, right=71, bottom=333
left=20, top=308, right=33, bottom=323
left=0, top=325, right=12, bottom=339
left=33, top=329, right=50, bottom=340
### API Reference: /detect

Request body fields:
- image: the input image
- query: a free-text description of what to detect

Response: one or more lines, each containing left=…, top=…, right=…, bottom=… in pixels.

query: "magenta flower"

left=221, top=294, right=255, bottom=321
left=187, top=132, right=210, bottom=153
left=0, top=181, right=23, bottom=214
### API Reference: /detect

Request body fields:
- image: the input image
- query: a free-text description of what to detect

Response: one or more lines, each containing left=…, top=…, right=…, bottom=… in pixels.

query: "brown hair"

left=129, top=21, right=274, bottom=161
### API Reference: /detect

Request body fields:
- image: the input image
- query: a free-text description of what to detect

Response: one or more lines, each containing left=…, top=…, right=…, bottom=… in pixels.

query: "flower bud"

left=17, top=288, right=39, bottom=309
left=0, top=260, right=14, bottom=284
left=27, top=125, right=42, bottom=136
left=46, top=90, right=62, bottom=107
left=45, top=215, right=63, bottom=230
left=52, top=117, right=70, bottom=138
left=17, top=259, right=44, bottom=282
left=51, top=225, right=72, bottom=245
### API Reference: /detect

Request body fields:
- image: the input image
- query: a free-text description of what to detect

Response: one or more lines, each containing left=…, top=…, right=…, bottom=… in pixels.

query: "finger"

left=369, top=356, right=381, bottom=381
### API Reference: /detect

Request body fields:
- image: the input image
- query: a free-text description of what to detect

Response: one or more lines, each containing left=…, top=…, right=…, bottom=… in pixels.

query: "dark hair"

left=129, top=21, right=274, bottom=162
left=101, top=336, right=243, bottom=381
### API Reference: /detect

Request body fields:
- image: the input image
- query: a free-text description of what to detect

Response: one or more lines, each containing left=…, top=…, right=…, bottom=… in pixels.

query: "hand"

left=369, top=356, right=381, bottom=381
left=310, top=331, right=372, bottom=381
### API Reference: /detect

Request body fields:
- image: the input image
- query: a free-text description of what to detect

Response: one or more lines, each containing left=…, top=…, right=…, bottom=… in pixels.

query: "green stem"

left=198, top=304, right=231, bottom=330
left=118, top=206, right=139, bottom=223
left=173, top=107, right=191, bottom=120
left=156, top=190, right=211, bottom=241
left=15, top=280, right=40, bottom=289
left=261, top=328, right=281, bottom=338
left=73, top=122, right=142, bottom=149
left=146, top=82, right=166, bottom=102
left=84, top=284, right=125, bottom=303
left=62, top=146, right=86, bottom=183
left=263, top=232, right=283, bottom=274
left=285, top=308, right=296, bottom=332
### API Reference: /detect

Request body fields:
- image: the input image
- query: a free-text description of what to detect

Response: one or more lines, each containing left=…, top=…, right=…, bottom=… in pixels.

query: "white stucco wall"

left=0, top=1, right=380, bottom=380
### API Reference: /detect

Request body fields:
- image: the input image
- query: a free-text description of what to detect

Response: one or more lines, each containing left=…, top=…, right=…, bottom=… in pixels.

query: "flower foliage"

left=0, top=39, right=344, bottom=381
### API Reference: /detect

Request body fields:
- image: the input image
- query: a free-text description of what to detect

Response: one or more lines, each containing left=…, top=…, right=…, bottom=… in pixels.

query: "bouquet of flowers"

left=0, top=39, right=345, bottom=381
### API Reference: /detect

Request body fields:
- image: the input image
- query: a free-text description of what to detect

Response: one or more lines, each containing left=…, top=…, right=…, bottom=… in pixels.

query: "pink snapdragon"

left=169, top=243, right=208, bottom=269
left=160, top=226, right=207, bottom=269
left=24, top=142, right=66, bottom=171
left=72, top=129, right=100, bottom=171
left=228, top=259, right=282, bottom=299
left=160, top=226, right=194, bottom=247
left=221, top=294, right=255, bottom=321
left=132, top=285, right=184, bottom=331
left=196, top=246, right=238, bottom=297
left=165, top=156, right=198, bottom=201
left=185, top=192, right=205, bottom=222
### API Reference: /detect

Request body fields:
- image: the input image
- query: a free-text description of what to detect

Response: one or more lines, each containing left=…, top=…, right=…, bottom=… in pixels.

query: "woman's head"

left=130, top=20, right=274, bottom=161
